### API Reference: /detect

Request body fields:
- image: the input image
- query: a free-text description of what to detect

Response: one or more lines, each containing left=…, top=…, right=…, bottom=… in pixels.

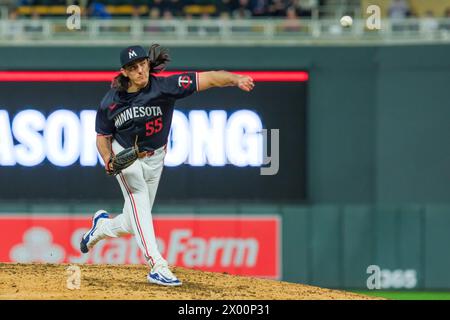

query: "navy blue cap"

left=120, top=45, right=148, bottom=68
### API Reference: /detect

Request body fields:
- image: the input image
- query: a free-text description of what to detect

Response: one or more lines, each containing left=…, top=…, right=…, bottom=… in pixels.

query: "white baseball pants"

left=98, top=139, right=167, bottom=267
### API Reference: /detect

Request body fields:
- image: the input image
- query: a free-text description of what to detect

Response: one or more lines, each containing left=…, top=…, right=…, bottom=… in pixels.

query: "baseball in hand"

left=340, top=15, right=353, bottom=28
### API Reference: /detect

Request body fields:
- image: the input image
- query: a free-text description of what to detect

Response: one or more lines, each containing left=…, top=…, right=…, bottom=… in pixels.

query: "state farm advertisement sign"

left=0, top=215, right=281, bottom=279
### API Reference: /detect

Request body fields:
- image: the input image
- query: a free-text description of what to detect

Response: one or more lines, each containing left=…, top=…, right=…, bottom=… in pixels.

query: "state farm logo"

left=9, top=227, right=65, bottom=263
left=0, top=215, right=280, bottom=278
left=167, top=229, right=258, bottom=267
left=68, top=228, right=258, bottom=268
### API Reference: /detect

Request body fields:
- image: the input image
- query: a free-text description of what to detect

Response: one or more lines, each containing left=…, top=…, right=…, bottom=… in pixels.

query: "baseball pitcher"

left=79, top=44, right=255, bottom=286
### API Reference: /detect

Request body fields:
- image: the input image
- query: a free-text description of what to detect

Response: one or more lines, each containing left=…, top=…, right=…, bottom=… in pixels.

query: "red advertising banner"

left=0, top=215, right=281, bottom=279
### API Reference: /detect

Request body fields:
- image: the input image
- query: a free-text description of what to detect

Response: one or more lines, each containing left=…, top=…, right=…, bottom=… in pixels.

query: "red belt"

left=144, top=150, right=155, bottom=157
left=143, top=144, right=166, bottom=158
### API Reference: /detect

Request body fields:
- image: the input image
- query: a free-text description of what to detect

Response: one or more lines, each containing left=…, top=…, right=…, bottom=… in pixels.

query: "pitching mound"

left=0, top=263, right=380, bottom=300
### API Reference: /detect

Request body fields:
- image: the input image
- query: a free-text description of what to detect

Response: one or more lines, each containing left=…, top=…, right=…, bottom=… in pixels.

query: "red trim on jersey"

left=96, top=133, right=112, bottom=137
left=196, top=72, right=199, bottom=91
left=119, top=170, right=155, bottom=267
left=0, top=71, right=308, bottom=82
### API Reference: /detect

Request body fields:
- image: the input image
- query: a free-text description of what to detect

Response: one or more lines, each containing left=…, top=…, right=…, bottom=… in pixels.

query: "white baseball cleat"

left=79, top=210, right=110, bottom=253
left=147, top=263, right=182, bottom=286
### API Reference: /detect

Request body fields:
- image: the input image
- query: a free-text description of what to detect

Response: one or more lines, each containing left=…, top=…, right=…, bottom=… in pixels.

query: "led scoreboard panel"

left=0, top=71, right=307, bottom=202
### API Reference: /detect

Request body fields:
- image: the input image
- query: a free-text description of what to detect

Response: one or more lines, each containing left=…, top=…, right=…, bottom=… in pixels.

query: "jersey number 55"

left=145, top=117, right=163, bottom=136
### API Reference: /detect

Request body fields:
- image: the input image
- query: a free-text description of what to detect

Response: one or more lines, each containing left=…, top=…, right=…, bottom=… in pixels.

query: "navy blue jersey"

left=96, top=72, right=198, bottom=151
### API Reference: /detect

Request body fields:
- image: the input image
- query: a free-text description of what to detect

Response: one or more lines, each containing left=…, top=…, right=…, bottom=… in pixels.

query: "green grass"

left=353, top=291, right=450, bottom=300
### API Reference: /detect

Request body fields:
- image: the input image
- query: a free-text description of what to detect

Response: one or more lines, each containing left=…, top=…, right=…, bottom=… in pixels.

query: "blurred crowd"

left=0, top=0, right=449, bottom=35
left=387, top=0, right=450, bottom=32
left=0, top=0, right=326, bottom=19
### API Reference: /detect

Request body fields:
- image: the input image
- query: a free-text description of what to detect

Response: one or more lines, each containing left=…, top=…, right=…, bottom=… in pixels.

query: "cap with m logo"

left=120, top=45, right=148, bottom=68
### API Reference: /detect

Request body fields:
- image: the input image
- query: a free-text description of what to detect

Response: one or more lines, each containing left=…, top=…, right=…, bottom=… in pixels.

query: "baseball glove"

left=148, top=44, right=170, bottom=74
left=106, top=144, right=140, bottom=176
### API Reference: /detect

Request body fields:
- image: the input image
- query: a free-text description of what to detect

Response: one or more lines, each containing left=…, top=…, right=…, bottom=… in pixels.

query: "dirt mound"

left=0, top=263, right=380, bottom=300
